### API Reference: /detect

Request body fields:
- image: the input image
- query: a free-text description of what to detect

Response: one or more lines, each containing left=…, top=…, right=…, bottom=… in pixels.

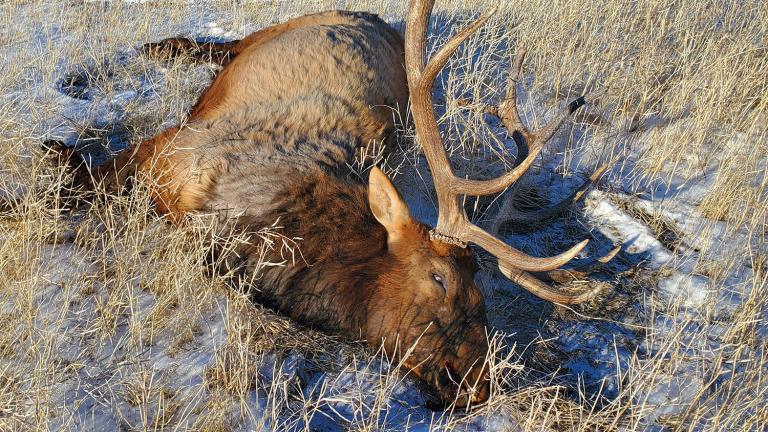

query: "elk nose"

left=470, top=377, right=490, bottom=405
left=463, top=362, right=490, bottom=406
left=436, top=361, right=490, bottom=408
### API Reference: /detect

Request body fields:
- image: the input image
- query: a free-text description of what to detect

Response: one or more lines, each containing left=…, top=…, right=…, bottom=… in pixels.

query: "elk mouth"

left=430, top=360, right=490, bottom=409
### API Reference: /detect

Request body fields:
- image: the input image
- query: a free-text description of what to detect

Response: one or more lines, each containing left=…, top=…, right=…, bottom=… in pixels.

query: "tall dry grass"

left=0, top=0, right=766, bottom=430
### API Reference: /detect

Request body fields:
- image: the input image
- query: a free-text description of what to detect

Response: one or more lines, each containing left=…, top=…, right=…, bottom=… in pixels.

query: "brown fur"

left=67, top=10, right=490, bottom=406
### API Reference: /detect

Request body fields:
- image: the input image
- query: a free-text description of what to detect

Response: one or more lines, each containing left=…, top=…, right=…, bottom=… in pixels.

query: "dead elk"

left=51, top=1, right=611, bottom=407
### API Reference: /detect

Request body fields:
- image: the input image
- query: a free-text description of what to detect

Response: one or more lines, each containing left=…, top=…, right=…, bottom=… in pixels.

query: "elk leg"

left=45, top=125, right=180, bottom=196
left=48, top=124, right=197, bottom=225
left=89, top=126, right=182, bottom=196
left=41, top=138, right=137, bottom=208
left=42, top=140, right=95, bottom=194
left=142, top=38, right=241, bottom=66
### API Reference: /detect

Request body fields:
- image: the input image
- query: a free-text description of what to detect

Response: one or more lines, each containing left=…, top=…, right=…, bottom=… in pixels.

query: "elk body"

left=55, top=0, right=607, bottom=407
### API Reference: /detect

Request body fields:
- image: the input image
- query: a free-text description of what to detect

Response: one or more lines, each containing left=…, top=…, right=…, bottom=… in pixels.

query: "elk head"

left=359, top=0, right=610, bottom=407
left=366, top=166, right=491, bottom=407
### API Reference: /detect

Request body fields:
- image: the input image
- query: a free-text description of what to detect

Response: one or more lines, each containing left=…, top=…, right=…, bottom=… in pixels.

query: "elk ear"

left=368, top=166, right=412, bottom=242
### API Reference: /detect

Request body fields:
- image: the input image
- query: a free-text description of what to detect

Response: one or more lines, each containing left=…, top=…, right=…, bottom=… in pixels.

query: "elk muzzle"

left=433, top=338, right=490, bottom=407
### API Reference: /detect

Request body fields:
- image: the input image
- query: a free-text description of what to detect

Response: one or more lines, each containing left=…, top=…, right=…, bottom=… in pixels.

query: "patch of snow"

left=657, top=273, right=712, bottom=309
left=633, top=371, right=704, bottom=427
left=585, top=190, right=672, bottom=269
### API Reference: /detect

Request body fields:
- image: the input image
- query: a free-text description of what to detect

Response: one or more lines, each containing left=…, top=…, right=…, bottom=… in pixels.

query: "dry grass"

left=1, top=0, right=766, bottom=430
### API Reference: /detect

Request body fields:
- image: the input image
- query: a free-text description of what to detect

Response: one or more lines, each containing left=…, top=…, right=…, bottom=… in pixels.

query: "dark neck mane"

left=236, top=170, right=394, bottom=334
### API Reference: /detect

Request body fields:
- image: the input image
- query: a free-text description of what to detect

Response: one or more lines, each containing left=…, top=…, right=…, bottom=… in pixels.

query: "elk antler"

left=404, top=0, right=606, bottom=304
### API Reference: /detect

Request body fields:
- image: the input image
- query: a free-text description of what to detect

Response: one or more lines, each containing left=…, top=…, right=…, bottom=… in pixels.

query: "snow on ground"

left=1, top=1, right=765, bottom=431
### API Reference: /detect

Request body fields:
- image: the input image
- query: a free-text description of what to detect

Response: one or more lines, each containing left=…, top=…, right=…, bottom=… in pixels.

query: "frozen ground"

left=1, top=1, right=766, bottom=431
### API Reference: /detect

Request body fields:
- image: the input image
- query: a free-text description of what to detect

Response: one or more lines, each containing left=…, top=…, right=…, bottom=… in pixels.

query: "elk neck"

left=225, top=167, right=403, bottom=338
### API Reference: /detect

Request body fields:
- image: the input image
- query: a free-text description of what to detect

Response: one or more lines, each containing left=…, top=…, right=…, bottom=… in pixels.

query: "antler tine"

left=538, top=244, right=621, bottom=285
left=499, top=262, right=602, bottom=304
left=498, top=47, right=528, bottom=138
left=468, top=226, right=589, bottom=272
left=456, top=53, right=607, bottom=197
left=420, top=13, right=495, bottom=92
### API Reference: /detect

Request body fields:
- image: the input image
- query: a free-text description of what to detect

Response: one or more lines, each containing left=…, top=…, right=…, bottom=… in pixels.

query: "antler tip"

left=598, top=245, right=621, bottom=264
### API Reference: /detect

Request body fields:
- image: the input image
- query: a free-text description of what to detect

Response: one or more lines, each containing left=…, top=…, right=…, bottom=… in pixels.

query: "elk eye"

left=431, top=272, right=446, bottom=292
